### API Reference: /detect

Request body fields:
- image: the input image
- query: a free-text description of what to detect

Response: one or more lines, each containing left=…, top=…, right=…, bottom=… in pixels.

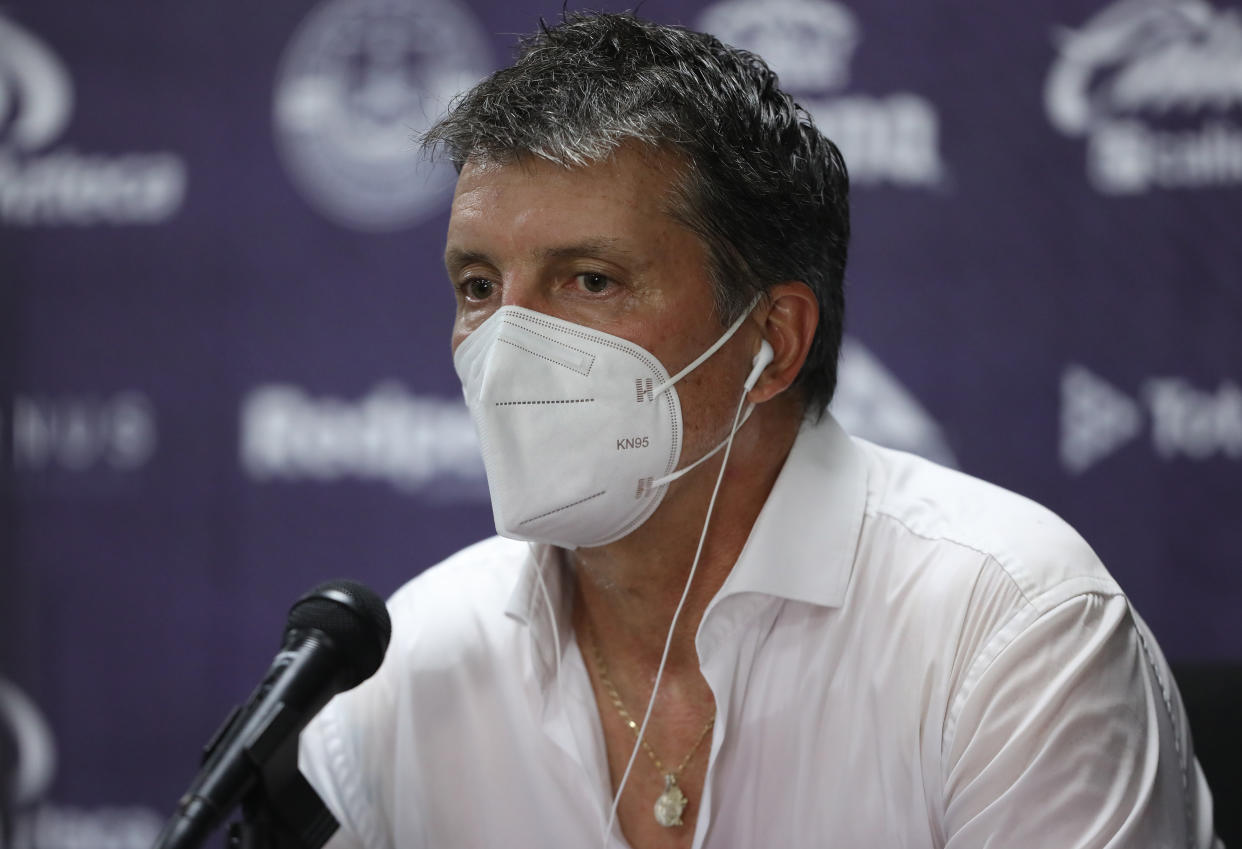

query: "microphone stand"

left=156, top=579, right=390, bottom=849
left=205, top=702, right=338, bottom=849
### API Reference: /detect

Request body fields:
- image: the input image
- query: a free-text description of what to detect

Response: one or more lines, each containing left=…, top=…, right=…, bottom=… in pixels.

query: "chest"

left=404, top=633, right=948, bottom=849
left=594, top=701, right=713, bottom=849
left=403, top=707, right=942, bottom=849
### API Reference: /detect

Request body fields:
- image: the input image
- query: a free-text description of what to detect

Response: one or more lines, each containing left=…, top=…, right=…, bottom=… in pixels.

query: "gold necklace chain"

left=584, top=619, right=715, bottom=827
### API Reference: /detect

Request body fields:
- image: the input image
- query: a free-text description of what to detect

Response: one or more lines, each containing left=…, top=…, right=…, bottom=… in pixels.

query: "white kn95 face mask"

left=453, top=303, right=758, bottom=549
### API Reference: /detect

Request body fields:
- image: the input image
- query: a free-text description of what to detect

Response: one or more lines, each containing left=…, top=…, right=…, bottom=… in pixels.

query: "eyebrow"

left=444, top=238, right=639, bottom=272
left=444, top=247, right=488, bottom=272
left=536, top=238, right=635, bottom=263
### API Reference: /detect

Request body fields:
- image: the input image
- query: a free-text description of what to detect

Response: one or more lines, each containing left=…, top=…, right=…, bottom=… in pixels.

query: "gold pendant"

left=653, top=774, right=688, bottom=827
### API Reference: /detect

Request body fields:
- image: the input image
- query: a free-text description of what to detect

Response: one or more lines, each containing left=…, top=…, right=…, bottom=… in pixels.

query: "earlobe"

left=746, top=282, right=818, bottom=405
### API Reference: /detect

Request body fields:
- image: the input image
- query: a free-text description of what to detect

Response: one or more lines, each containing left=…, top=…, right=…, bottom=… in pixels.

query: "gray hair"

left=424, top=12, right=850, bottom=414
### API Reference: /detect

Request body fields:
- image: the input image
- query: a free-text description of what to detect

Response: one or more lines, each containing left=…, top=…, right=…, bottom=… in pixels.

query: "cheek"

left=678, top=348, right=752, bottom=438
left=450, top=317, right=475, bottom=356
left=677, top=371, right=734, bottom=445
left=451, top=307, right=494, bottom=353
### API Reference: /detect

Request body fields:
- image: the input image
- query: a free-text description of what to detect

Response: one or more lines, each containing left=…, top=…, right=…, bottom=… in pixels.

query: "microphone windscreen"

left=287, top=580, right=392, bottom=688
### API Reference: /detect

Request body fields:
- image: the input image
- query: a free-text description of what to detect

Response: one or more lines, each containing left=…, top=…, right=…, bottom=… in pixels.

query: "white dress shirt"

left=300, top=414, right=1218, bottom=848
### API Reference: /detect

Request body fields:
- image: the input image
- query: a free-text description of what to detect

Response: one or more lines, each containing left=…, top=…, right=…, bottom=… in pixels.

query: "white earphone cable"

left=600, top=382, right=751, bottom=845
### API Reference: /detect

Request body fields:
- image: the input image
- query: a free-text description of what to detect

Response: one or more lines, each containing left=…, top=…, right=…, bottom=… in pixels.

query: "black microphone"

left=154, top=580, right=392, bottom=849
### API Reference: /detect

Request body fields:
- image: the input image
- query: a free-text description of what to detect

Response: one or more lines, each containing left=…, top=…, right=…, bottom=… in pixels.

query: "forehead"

left=447, top=145, right=691, bottom=241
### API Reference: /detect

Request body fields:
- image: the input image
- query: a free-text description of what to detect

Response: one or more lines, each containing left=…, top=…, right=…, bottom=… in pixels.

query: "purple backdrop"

left=2, top=0, right=1239, bottom=844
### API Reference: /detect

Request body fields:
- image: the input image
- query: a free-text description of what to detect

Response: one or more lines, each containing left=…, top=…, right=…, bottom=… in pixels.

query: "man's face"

left=444, top=145, right=756, bottom=458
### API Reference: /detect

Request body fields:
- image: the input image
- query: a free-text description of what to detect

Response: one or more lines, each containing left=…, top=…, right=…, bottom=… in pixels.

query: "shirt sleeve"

left=940, top=591, right=1217, bottom=848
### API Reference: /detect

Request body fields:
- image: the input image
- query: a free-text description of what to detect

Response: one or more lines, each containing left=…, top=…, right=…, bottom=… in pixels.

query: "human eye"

left=457, top=275, right=497, bottom=302
left=573, top=272, right=613, bottom=294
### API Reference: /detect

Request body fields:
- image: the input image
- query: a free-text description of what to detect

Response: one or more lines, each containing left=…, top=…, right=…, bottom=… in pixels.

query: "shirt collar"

left=712, top=412, right=867, bottom=609
left=504, top=413, right=869, bottom=668
left=505, top=541, right=574, bottom=689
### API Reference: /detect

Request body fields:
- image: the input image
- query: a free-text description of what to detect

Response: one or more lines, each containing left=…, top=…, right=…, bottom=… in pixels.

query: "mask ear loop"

left=650, top=404, right=754, bottom=489
left=649, top=336, right=771, bottom=489
left=601, top=371, right=756, bottom=846
left=649, top=295, right=762, bottom=398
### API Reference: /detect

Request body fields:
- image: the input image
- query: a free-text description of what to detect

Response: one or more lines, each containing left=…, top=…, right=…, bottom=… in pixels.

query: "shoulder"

left=388, top=535, right=529, bottom=615
left=382, top=535, right=531, bottom=664
left=301, top=536, right=546, bottom=849
left=854, top=438, right=1121, bottom=611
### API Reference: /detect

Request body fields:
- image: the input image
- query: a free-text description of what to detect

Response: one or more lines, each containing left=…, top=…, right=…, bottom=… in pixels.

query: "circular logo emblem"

left=0, top=13, right=75, bottom=153
left=698, top=0, right=859, bottom=94
left=273, top=0, right=492, bottom=232
left=0, top=678, right=56, bottom=808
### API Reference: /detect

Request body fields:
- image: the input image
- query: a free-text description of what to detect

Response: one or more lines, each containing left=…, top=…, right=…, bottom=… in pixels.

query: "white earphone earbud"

left=744, top=339, right=774, bottom=390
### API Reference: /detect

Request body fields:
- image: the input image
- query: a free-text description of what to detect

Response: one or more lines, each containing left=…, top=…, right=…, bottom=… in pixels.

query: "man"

left=300, top=12, right=1218, bottom=848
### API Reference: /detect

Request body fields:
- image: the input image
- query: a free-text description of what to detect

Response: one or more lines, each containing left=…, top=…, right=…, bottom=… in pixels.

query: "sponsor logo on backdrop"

left=698, top=0, right=946, bottom=188
left=1045, top=0, right=1242, bottom=194
left=239, top=351, right=956, bottom=499
left=831, top=337, right=959, bottom=467
left=0, top=14, right=186, bottom=226
left=0, top=678, right=162, bottom=849
left=1060, top=364, right=1242, bottom=472
left=272, top=0, right=492, bottom=232
left=9, top=392, right=157, bottom=473
left=0, top=679, right=55, bottom=816
left=240, top=382, right=486, bottom=497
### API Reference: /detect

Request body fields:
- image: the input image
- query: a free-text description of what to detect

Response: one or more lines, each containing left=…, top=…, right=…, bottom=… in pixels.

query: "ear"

left=747, top=281, right=818, bottom=405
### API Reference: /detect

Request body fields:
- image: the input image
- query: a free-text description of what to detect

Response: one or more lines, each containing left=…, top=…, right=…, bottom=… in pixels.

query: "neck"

left=569, top=396, right=802, bottom=671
